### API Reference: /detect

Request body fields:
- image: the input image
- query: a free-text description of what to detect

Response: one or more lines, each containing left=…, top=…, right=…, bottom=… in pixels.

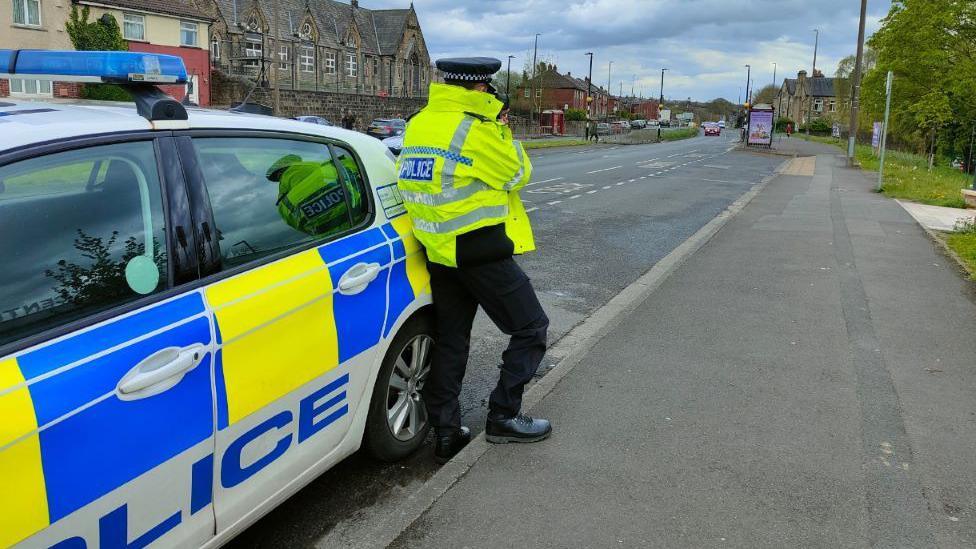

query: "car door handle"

left=338, top=262, right=382, bottom=295
left=117, top=344, right=205, bottom=399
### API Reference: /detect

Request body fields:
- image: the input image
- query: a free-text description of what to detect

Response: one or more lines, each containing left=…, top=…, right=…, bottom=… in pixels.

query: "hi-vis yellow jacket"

left=396, top=83, right=534, bottom=267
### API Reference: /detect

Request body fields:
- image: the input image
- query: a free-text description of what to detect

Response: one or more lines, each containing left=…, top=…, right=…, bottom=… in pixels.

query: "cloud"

left=366, top=0, right=892, bottom=101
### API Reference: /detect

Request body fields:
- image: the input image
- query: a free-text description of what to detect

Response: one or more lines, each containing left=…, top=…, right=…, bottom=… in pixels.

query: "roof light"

left=0, top=49, right=186, bottom=84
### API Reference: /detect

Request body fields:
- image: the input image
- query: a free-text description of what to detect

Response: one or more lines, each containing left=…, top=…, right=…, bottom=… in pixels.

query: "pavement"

left=231, top=131, right=790, bottom=547
left=897, top=200, right=976, bottom=232
left=389, top=139, right=976, bottom=548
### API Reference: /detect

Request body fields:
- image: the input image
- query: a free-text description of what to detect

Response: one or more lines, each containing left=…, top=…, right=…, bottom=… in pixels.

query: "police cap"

left=436, top=57, right=502, bottom=83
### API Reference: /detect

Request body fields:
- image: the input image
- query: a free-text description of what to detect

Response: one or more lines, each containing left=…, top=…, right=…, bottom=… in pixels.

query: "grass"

left=660, top=127, right=700, bottom=142
left=945, top=218, right=976, bottom=278
left=521, top=139, right=590, bottom=150
left=794, top=133, right=972, bottom=208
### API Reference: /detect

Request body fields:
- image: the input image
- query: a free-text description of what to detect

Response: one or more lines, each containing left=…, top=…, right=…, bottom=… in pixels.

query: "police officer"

left=397, top=57, right=551, bottom=463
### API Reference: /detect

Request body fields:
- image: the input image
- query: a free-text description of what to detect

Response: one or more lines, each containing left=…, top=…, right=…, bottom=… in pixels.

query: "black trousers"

left=425, top=257, right=549, bottom=435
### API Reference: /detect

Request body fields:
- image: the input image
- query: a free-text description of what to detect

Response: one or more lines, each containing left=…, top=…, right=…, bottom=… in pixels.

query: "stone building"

left=203, top=0, right=430, bottom=102
left=775, top=69, right=841, bottom=125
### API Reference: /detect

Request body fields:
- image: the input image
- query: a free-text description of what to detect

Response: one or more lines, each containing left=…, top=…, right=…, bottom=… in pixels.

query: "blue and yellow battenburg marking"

left=0, top=218, right=431, bottom=547
left=0, top=293, right=212, bottom=547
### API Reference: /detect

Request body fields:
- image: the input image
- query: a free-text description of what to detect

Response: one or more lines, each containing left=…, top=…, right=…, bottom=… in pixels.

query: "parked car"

left=659, top=119, right=672, bottom=127
left=0, top=48, right=434, bottom=548
left=718, top=120, right=726, bottom=129
left=647, top=119, right=660, bottom=127
left=383, top=134, right=404, bottom=156
left=293, top=115, right=333, bottom=126
left=630, top=119, right=647, bottom=129
left=612, top=121, right=631, bottom=133
left=704, top=123, right=721, bottom=136
left=366, top=118, right=406, bottom=139
left=596, top=122, right=611, bottom=135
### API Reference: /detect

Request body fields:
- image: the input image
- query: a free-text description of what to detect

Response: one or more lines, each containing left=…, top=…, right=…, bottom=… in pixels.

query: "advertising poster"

left=832, top=123, right=841, bottom=138
left=872, top=122, right=882, bottom=148
left=747, top=110, right=773, bottom=146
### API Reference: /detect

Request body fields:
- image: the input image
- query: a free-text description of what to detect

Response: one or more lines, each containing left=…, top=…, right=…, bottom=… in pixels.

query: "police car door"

left=0, top=137, right=217, bottom=548
left=179, top=135, right=389, bottom=533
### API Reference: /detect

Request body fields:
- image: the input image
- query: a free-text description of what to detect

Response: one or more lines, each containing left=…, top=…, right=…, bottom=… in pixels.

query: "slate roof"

left=807, top=76, right=836, bottom=97
left=212, top=0, right=412, bottom=56
left=783, top=78, right=797, bottom=95
left=526, top=69, right=609, bottom=94
left=77, top=0, right=211, bottom=20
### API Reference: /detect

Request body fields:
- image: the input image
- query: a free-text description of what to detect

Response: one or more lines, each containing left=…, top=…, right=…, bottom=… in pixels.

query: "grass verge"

left=794, top=134, right=971, bottom=208
left=521, top=139, right=590, bottom=150
left=945, top=233, right=976, bottom=278
left=660, top=127, right=700, bottom=142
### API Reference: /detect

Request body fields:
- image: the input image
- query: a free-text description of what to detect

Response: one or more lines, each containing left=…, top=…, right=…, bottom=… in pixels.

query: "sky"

left=368, top=0, right=893, bottom=102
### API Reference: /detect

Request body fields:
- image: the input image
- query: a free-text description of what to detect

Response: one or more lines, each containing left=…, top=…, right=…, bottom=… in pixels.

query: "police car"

left=0, top=50, right=433, bottom=548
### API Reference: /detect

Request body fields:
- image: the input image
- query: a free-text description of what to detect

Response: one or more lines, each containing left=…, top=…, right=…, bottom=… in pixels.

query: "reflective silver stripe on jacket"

left=401, top=179, right=491, bottom=207
left=502, top=141, right=525, bottom=190
left=411, top=204, right=509, bottom=234
left=441, top=116, right=476, bottom=190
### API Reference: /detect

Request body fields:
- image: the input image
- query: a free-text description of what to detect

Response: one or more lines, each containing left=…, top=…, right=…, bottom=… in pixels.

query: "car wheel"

left=364, top=314, right=434, bottom=461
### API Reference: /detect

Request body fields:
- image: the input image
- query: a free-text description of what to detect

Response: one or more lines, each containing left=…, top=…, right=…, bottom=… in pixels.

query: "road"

left=228, top=130, right=785, bottom=547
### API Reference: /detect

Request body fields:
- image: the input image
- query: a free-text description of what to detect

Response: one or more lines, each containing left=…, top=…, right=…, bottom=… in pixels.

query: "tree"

left=491, top=70, right=523, bottom=101
left=752, top=84, right=778, bottom=106
left=65, top=6, right=130, bottom=101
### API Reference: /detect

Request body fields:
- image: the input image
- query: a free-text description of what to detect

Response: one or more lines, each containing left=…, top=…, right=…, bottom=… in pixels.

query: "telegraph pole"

left=847, top=1, right=867, bottom=167
left=530, top=33, right=539, bottom=124
left=807, top=28, right=819, bottom=135
left=585, top=52, right=594, bottom=119
left=744, top=64, right=751, bottom=105
left=658, top=68, right=667, bottom=139
left=771, top=62, right=777, bottom=88
left=606, top=60, right=613, bottom=121
left=877, top=71, right=893, bottom=191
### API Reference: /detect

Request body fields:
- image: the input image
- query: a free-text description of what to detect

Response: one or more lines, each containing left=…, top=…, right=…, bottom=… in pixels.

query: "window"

left=9, top=78, right=51, bottom=96
left=536, top=88, right=542, bottom=98
left=300, top=46, right=314, bottom=73
left=324, top=51, right=336, bottom=74
left=372, top=58, right=379, bottom=79
left=278, top=44, right=289, bottom=70
left=191, top=138, right=369, bottom=267
left=828, top=99, right=837, bottom=113
left=524, top=88, right=530, bottom=98
left=245, top=39, right=262, bottom=68
left=345, top=53, right=357, bottom=77
left=211, top=35, right=221, bottom=60
left=123, top=13, right=145, bottom=41
left=0, top=142, right=168, bottom=347
left=813, top=98, right=824, bottom=113
left=180, top=21, right=198, bottom=46
left=12, top=0, right=40, bottom=26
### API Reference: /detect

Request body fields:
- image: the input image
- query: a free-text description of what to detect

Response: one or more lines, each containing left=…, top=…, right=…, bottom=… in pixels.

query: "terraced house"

left=205, top=0, right=429, bottom=98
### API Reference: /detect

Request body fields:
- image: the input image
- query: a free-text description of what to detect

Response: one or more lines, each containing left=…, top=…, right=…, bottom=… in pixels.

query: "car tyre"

left=364, top=313, right=434, bottom=461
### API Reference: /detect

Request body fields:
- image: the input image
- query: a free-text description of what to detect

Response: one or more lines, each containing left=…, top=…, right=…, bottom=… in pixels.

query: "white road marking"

left=639, top=176, right=647, bottom=179
left=586, top=165, right=622, bottom=174
left=667, top=153, right=682, bottom=157
left=628, top=179, right=635, bottom=182
left=547, top=200, right=562, bottom=205
left=525, top=176, right=564, bottom=187
left=703, top=178, right=736, bottom=183
left=586, top=190, right=598, bottom=194
left=616, top=182, right=625, bottom=185
left=637, top=157, right=660, bottom=165
left=525, top=207, right=539, bottom=212
left=569, top=194, right=581, bottom=199
left=602, top=185, right=612, bottom=189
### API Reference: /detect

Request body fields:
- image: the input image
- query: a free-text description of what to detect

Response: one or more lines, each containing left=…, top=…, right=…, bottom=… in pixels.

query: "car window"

left=192, top=137, right=368, bottom=268
left=0, top=141, right=168, bottom=348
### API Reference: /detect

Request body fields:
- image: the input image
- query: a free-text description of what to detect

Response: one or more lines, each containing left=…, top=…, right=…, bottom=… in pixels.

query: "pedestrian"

left=786, top=121, right=793, bottom=138
left=397, top=57, right=552, bottom=463
left=342, top=109, right=355, bottom=130
left=592, top=119, right=600, bottom=143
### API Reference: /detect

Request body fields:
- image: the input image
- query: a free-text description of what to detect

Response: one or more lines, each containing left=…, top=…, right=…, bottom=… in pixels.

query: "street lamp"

left=606, top=60, right=613, bottom=122
left=744, top=64, right=751, bottom=107
left=658, top=68, right=668, bottom=139
left=530, top=33, right=540, bottom=124
left=506, top=55, right=515, bottom=100
left=808, top=28, right=819, bottom=135
left=585, top=52, right=594, bottom=120
left=771, top=62, right=777, bottom=88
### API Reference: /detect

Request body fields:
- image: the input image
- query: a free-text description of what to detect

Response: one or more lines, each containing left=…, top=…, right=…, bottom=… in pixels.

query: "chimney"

left=566, top=71, right=571, bottom=76
left=797, top=70, right=807, bottom=80
left=351, top=0, right=358, bottom=7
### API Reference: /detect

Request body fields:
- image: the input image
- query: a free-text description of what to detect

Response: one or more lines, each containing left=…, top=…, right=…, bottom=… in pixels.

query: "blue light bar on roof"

left=0, top=49, right=187, bottom=84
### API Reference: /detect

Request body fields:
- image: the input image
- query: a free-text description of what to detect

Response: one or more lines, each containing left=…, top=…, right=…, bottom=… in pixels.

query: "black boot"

left=434, top=426, right=471, bottom=464
left=485, top=412, right=551, bottom=444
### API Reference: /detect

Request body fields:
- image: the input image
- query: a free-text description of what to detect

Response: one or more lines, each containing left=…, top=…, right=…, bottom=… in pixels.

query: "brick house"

left=204, top=0, right=429, bottom=100
left=616, top=96, right=660, bottom=121
left=0, top=0, right=213, bottom=104
left=775, top=69, right=841, bottom=125
left=514, top=65, right=613, bottom=119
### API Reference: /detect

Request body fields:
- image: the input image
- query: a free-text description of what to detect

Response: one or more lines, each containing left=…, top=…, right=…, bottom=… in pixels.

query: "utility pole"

left=771, top=62, right=777, bottom=88
left=585, top=52, right=594, bottom=120
left=877, top=71, right=893, bottom=191
left=530, top=33, right=539, bottom=124
left=506, top=54, right=515, bottom=100
left=807, top=28, right=819, bottom=135
left=744, top=64, right=751, bottom=107
left=606, top=60, right=613, bottom=121
left=847, top=1, right=867, bottom=167
left=658, top=68, right=667, bottom=139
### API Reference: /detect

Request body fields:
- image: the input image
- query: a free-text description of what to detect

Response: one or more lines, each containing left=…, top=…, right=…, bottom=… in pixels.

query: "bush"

left=799, top=118, right=833, bottom=135
left=565, top=108, right=588, bottom=121
left=66, top=6, right=131, bottom=102
left=775, top=116, right=795, bottom=132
